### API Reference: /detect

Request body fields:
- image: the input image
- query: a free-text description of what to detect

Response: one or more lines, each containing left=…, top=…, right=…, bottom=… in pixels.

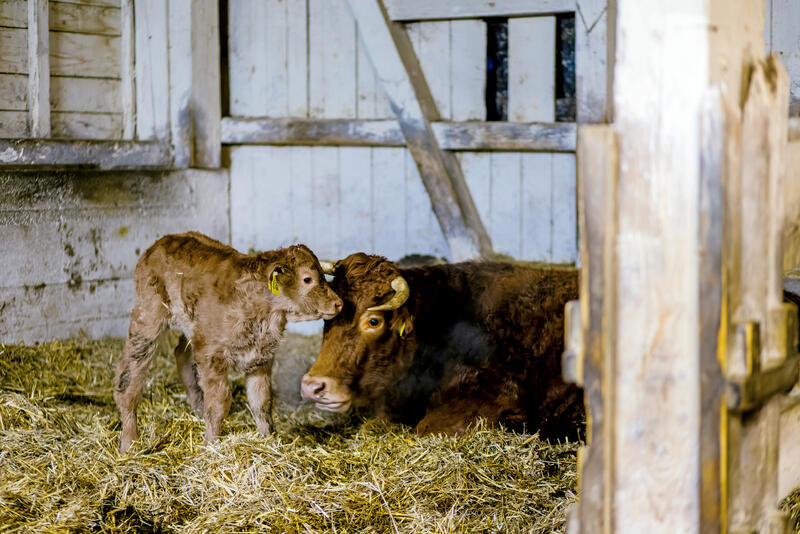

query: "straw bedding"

left=0, top=332, right=580, bottom=533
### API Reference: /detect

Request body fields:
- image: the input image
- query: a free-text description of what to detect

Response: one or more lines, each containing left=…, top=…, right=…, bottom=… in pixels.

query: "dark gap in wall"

left=555, top=13, right=575, bottom=122
left=485, top=18, right=508, bottom=121
left=219, top=0, right=230, bottom=118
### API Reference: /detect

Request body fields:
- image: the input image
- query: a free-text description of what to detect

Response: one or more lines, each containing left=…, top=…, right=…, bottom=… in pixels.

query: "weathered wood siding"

left=0, top=169, right=229, bottom=343
left=227, top=0, right=576, bottom=262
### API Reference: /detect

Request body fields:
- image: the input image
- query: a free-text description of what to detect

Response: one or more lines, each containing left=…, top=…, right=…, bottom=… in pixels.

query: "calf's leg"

left=245, top=365, right=273, bottom=436
left=114, top=309, right=164, bottom=453
left=174, top=334, right=204, bottom=417
left=195, top=353, right=232, bottom=445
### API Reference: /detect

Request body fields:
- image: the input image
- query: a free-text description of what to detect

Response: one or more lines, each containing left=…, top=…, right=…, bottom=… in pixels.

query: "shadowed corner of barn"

left=2, top=0, right=800, bottom=532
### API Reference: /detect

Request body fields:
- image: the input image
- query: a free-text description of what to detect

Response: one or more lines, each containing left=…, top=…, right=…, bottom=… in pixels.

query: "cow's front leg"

left=245, top=364, right=273, bottom=436
left=196, top=352, right=232, bottom=445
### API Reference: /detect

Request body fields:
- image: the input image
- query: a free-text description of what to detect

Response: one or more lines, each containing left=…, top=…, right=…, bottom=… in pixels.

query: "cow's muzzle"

left=300, top=374, right=352, bottom=412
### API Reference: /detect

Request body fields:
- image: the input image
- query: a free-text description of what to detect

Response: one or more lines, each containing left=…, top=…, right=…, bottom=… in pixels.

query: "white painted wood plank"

left=286, top=0, right=308, bottom=117
left=509, top=17, right=555, bottom=122
left=49, top=1, right=121, bottom=35
left=520, top=153, right=553, bottom=261
left=338, top=147, right=374, bottom=254
left=458, top=152, right=492, bottom=236
left=264, top=0, right=288, bottom=117
left=385, top=0, right=576, bottom=21
left=188, top=0, right=221, bottom=167
left=406, top=150, right=448, bottom=258
left=408, top=21, right=451, bottom=119
left=309, top=0, right=357, bottom=118
left=0, top=74, right=28, bottom=110
left=0, top=28, right=28, bottom=74
left=311, top=147, right=341, bottom=259
left=50, top=76, right=119, bottom=112
left=49, top=31, right=121, bottom=77
left=52, top=0, right=119, bottom=8
left=0, top=111, right=30, bottom=137
left=289, top=147, right=314, bottom=246
left=372, top=147, right=407, bottom=259
left=550, top=152, right=577, bottom=262
left=490, top=152, right=522, bottom=257
left=51, top=111, right=122, bottom=139
left=168, top=0, right=192, bottom=166
left=120, top=0, right=134, bottom=138
left=356, top=32, right=377, bottom=119
left=134, top=0, right=169, bottom=140
left=0, top=1, right=27, bottom=28
left=29, top=0, right=51, bottom=137
left=771, top=0, right=800, bottom=114
left=230, top=146, right=293, bottom=252
left=228, top=0, right=270, bottom=116
left=450, top=19, right=486, bottom=121
left=575, top=0, right=609, bottom=123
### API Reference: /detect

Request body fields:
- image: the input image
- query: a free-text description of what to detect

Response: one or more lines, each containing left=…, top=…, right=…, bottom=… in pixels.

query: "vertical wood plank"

left=290, top=147, right=314, bottom=246
left=508, top=16, right=555, bottom=122
left=228, top=0, right=270, bottom=116
left=551, top=153, right=577, bottom=262
left=408, top=21, right=451, bottom=119
left=168, top=0, right=192, bottom=166
left=265, top=0, right=289, bottom=117
left=28, top=0, right=50, bottom=137
left=311, top=147, right=341, bottom=259
left=450, top=19, right=486, bottom=121
left=120, top=0, right=134, bottom=139
left=339, top=147, right=374, bottom=254
left=309, top=0, right=357, bottom=118
left=458, top=152, right=492, bottom=236
left=490, top=152, right=522, bottom=258
left=134, top=0, right=169, bottom=140
left=407, top=150, right=447, bottom=256
left=770, top=0, right=800, bottom=114
left=521, top=153, right=553, bottom=261
left=576, top=0, right=609, bottom=124
left=356, top=32, right=378, bottom=119
left=372, top=147, right=407, bottom=259
left=286, top=0, right=308, bottom=117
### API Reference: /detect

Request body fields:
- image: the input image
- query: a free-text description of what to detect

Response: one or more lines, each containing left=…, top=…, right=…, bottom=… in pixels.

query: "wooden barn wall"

left=226, top=0, right=577, bottom=263
left=0, top=0, right=125, bottom=140
left=765, top=0, right=800, bottom=115
left=0, top=169, right=229, bottom=344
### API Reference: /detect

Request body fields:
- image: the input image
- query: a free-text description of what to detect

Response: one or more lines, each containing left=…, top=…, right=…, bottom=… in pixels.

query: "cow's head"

left=249, top=244, right=342, bottom=321
left=300, top=253, right=415, bottom=412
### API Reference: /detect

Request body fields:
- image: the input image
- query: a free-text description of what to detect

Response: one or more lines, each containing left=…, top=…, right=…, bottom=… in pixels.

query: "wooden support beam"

left=0, top=139, right=172, bottom=169
left=168, top=0, right=221, bottom=168
left=27, top=0, right=50, bottom=138
left=346, top=0, right=492, bottom=260
left=575, top=0, right=610, bottom=123
left=120, top=0, right=135, bottom=140
left=220, top=117, right=577, bottom=151
left=384, top=0, right=575, bottom=21
left=134, top=0, right=169, bottom=141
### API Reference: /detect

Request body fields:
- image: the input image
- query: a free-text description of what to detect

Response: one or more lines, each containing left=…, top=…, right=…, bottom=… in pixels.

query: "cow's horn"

left=368, top=276, right=410, bottom=311
left=319, top=260, right=336, bottom=275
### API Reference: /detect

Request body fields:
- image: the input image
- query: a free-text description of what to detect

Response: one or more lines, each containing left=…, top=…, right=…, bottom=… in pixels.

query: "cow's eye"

left=369, top=318, right=380, bottom=327
left=303, top=276, right=313, bottom=284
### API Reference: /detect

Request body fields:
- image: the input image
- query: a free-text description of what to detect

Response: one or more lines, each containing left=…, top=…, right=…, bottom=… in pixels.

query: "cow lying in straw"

left=113, top=232, right=342, bottom=452
left=301, top=253, right=584, bottom=438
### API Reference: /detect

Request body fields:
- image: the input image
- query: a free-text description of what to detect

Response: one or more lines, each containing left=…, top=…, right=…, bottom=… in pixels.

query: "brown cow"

left=113, top=232, right=342, bottom=452
left=301, top=253, right=584, bottom=438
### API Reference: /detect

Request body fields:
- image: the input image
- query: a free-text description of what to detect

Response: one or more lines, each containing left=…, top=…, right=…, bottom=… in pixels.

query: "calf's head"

left=301, top=253, right=415, bottom=412
left=252, top=244, right=342, bottom=321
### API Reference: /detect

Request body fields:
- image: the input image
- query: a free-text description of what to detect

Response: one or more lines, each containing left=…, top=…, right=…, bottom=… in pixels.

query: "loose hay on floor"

left=0, top=335, right=579, bottom=533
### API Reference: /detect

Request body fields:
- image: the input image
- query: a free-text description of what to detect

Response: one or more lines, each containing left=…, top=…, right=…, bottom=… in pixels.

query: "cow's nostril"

left=313, top=381, right=326, bottom=395
left=334, top=300, right=343, bottom=311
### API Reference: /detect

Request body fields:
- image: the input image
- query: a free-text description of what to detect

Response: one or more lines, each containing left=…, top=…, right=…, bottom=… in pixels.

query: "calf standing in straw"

left=113, top=232, right=342, bottom=452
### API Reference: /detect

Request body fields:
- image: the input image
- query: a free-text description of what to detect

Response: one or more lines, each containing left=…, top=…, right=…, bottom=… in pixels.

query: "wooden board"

left=551, top=153, right=577, bottom=262
left=49, top=31, right=120, bottom=77
left=49, top=1, right=121, bottom=35
left=371, top=147, right=407, bottom=259
left=51, top=111, right=122, bottom=139
left=0, top=73, right=28, bottom=110
left=770, top=0, right=800, bottom=114
left=29, top=0, right=51, bottom=137
left=309, top=0, right=357, bottom=118
left=310, top=146, right=341, bottom=259
left=0, top=110, right=29, bottom=137
left=575, top=0, right=609, bottom=123
left=0, top=138, right=170, bottom=168
left=51, top=76, right=120, bottom=112
left=490, top=152, right=522, bottom=257
left=520, top=153, right=552, bottom=261
left=0, top=0, right=27, bottom=28
left=0, top=28, right=28, bottom=74
left=134, top=0, right=169, bottom=140
left=384, top=0, right=576, bottom=21
left=508, top=16, right=555, bottom=122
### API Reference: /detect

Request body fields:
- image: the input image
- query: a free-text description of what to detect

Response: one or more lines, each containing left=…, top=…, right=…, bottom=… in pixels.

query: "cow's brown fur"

left=113, top=232, right=341, bottom=452
left=302, top=253, right=584, bottom=438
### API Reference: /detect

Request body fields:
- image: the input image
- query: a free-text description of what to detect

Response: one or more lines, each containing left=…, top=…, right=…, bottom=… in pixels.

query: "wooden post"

left=134, top=0, right=170, bottom=141
left=27, top=0, right=50, bottom=138
left=345, top=0, right=492, bottom=260
left=120, top=0, right=135, bottom=140
left=575, top=0, right=610, bottom=123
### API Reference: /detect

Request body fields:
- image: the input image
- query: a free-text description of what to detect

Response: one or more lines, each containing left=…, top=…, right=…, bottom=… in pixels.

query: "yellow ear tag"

left=399, top=322, right=406, bottom=337
left=269, top=271, right=280, bottom=296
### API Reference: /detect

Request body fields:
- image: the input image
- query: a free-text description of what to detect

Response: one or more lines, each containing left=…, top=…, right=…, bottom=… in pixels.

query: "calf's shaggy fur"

left=113, top=232, right=341, bottom=452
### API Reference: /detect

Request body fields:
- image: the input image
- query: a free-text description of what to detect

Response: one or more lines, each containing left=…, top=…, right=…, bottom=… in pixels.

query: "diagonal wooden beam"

left=345, top=0, right=492, bottom=260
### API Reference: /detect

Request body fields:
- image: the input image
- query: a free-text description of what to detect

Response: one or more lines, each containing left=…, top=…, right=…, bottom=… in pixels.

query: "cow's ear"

left=390, top=309, right=414, bottom=337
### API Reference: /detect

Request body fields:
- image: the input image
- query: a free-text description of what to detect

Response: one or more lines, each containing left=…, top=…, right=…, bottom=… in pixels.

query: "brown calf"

left=113, top=232, right=342, bottom=452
